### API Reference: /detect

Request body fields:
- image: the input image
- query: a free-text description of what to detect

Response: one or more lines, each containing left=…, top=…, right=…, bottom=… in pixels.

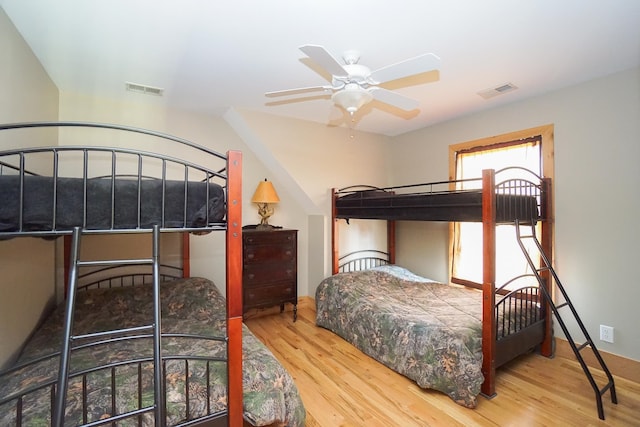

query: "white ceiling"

left=2, top=1, right=640, bottom=136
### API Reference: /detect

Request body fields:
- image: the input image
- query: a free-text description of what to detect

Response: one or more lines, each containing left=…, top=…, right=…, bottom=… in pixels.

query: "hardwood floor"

left=245, top=305, right=640, bottom=427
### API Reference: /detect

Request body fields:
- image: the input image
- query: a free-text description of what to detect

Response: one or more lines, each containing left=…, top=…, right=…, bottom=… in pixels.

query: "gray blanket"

left=0, top=175, right=225, bottom=232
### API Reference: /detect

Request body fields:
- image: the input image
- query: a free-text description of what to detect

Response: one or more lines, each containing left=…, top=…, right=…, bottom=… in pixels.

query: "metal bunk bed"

left=329, top=167, right=617, bottom=419
left=328, top=168, right=554, bottom=400
left=0, top=122, right=244, bottom=426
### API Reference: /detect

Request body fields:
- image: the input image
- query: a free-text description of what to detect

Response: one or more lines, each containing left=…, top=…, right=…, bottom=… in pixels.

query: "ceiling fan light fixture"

left=331, top=83, right=373, bottom=115
left=266, top=45, right=440, bottom=119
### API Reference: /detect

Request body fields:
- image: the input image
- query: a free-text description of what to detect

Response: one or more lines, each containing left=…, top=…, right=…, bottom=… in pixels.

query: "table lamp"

left=251, top=179, right=280, bottom=230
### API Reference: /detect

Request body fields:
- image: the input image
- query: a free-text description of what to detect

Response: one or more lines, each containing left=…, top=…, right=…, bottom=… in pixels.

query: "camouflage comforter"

left=315, top=265, right=484, bottom=408
left=0, top=277, right=305, bottom=426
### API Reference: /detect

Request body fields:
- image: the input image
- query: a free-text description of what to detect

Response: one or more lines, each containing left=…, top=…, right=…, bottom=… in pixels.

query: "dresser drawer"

left=243, top=263, right=296, bottom=286
left=244, top=230, right=296, bottom=246
left=243, top=243, right=295, bottom=264
left=244, top=282, right=296, bottom=307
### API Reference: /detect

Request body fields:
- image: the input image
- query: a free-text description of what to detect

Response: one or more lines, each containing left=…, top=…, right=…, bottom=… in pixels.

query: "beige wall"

left=390, top=67, right=640, bottom=362
left=0, top=8, right=59, bottom=368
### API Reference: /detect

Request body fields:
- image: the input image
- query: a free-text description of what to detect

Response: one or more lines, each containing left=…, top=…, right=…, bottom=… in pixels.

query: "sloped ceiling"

left=2, top=1, right=639, bottom=136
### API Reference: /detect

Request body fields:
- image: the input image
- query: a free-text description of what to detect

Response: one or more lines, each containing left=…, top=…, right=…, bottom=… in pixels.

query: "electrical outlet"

left=600, top=325, right=614, bottom=343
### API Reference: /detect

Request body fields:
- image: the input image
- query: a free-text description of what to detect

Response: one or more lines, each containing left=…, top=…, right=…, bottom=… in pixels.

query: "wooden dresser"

left=242, top=228, right=298, bottom=321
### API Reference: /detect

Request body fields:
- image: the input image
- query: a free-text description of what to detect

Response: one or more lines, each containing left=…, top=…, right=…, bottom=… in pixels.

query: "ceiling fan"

left=266, top=45, right=441, bottom=117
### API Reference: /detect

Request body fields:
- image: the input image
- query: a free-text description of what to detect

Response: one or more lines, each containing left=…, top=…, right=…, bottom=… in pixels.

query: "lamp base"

left=256, top=224, right=278, bottom=231
left=243, top=224, right=282, bottom=231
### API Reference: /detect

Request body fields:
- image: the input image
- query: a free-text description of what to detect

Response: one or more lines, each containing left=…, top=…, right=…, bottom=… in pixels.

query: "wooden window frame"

left=447, top=124, right=555, bottom=284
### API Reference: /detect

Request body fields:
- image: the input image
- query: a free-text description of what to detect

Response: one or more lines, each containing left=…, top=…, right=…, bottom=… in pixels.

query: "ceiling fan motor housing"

left=334, top=64, right=371, bottom=86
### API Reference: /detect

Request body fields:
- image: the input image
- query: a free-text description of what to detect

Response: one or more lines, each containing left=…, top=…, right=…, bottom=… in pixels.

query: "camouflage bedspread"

left=315, top=265, right=484, bottom=408
left=0, top=277, right=305, bottom=426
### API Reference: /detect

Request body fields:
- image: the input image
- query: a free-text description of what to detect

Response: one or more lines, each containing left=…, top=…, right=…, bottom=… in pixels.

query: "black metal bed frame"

left=0, top=122, right=235, bottom=427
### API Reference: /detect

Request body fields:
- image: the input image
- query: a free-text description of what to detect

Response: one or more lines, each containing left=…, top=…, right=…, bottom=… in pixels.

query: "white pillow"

left=369, top=264, right=438, bottom=283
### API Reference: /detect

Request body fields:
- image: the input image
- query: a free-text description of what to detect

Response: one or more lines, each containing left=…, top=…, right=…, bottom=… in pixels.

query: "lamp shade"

left=251, top=179, right=280, bottom=204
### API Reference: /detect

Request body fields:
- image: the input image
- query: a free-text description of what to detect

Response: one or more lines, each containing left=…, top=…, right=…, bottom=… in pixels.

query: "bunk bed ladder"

left=53, top=225, right=164, bottom=427
left=515, top=220, right=617, bottom=420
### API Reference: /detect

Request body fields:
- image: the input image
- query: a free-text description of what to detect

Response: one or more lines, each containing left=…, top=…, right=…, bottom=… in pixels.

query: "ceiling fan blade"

left=265, top=85, right=332, bottom=98
left=299, top=45, right=348, bottom=77
left=369, top=53, right=441, bottom=84
left=265, top=93, right=331, bottom=107
left=369, top=87, right=420, bottom=111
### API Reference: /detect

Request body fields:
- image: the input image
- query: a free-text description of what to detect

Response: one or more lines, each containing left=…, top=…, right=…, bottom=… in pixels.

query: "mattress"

left=0, top=175, right=225, bottom=232
left=335, top=189, right=539, bottom=223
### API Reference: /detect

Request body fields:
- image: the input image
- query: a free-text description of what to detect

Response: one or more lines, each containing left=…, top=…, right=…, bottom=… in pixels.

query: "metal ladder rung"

left=600, top=381, right=615, bottom=396
left=77, top=258, right=153, bottom=267
left=519, top=234, right=537, bottom=239
left=72, top=324, right=154, bottom=342
left=576, top=342, right=591, bottom=352
left=556, top=301, right=570, bottom=309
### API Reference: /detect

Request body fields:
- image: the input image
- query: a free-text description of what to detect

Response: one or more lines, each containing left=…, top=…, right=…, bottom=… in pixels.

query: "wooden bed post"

left=225, top=150, right=243, bottom=427
left=331, top=188, right=339, bottom=275
left=539, top=177, right=554, bottom=357
left=387, top=220, right=396, bottom=265
left=481, top=169, right=497, bottom=398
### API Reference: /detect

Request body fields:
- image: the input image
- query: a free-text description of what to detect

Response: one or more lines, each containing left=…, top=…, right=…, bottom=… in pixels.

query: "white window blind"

left=452, top=138, right=541, bottom=288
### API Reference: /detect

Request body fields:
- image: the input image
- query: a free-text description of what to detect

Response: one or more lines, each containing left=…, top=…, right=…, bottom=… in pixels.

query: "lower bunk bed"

left=316, top=262, right=542, bottom=408
left=0, top=272, right=306, bottom=426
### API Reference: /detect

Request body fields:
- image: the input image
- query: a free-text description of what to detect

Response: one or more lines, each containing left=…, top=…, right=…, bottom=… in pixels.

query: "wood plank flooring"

left=245, top=306, right=640, bottom=426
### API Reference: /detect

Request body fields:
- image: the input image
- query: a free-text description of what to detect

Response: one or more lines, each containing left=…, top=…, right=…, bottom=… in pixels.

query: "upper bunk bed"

left=0, top=121, right=249, bottom=426
left=328, top=167, right=553, bottom=401
left=333, top=167, right=543, bottom=224
left=0, top=122, right=231, bottom=237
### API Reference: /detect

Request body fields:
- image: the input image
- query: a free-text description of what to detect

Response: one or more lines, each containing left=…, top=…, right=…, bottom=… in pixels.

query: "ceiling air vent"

left=477, top=82, right=518, bottom=100
left=125, top=82, right=164, bottom=96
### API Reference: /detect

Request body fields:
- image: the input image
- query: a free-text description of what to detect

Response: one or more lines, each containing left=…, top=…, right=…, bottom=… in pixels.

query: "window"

left=448, top=125, right=554, bottom=288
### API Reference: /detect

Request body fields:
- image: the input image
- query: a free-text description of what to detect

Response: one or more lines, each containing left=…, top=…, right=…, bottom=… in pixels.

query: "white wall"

left=390, top=67, right=640, bottom=362
left=0, top=8, right=59, bottom=368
